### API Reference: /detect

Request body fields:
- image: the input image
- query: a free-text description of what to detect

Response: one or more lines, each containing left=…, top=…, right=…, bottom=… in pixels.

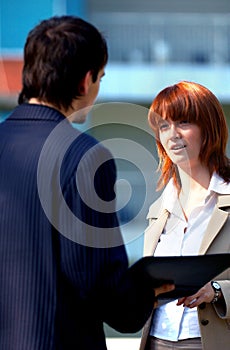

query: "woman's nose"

left=170, top=124, right=181, bottom=139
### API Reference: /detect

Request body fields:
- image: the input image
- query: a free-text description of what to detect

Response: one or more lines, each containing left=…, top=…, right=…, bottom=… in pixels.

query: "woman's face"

left=158, top=118, right=202, bottom=169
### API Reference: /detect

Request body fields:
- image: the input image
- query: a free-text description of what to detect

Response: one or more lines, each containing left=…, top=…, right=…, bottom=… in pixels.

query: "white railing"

left=90, top=12, right=230, bottom=64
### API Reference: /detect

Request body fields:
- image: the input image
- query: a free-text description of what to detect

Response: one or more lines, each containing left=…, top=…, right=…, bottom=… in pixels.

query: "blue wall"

left=0, top=0, right=87, bottom=53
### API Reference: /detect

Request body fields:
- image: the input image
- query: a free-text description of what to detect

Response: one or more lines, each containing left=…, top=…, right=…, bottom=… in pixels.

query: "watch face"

left=212, top=281, right=221, bottom=290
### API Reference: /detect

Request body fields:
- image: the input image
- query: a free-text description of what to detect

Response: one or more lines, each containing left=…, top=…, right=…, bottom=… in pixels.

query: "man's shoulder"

left=69, top=127, right=113, bottom=161
left=62, top=128, right=115, bottom=179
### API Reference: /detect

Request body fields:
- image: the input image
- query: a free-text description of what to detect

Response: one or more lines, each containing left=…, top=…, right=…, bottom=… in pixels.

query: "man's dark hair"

left=18, top=16, right=108, bottom=111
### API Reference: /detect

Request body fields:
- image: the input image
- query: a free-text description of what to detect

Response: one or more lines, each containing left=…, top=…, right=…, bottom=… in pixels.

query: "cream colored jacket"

left=140, top=194, right=230, bottom=350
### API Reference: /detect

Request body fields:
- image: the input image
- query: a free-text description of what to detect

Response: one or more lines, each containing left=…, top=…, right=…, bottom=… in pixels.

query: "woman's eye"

left=159, top=123, right=169, bottom=130
left=179, top=120, right=189, bottom=125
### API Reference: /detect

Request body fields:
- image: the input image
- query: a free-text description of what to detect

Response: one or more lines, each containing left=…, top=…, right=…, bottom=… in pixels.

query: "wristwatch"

left=211, top=281, right=222, bottom=303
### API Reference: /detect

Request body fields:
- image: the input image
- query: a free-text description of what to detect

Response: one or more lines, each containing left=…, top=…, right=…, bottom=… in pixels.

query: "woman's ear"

left=79, top=71, right=92, bottom=95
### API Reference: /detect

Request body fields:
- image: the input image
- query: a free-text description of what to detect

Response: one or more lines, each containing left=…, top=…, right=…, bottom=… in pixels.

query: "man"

left=0, top=16, right=172, bottom=349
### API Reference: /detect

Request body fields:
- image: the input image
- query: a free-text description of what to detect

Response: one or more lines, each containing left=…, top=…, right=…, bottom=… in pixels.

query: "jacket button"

left=201, top=319, right=209, bottom=326
left=199, top=303, right=206, bottom=310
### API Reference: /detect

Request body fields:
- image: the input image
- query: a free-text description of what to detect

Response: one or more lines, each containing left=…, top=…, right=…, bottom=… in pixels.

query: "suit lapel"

left=143, top=209, right=169, bottom=256
left=199, top=195, right=230, bottom=254
left=144, top=193, right=230, bottom=256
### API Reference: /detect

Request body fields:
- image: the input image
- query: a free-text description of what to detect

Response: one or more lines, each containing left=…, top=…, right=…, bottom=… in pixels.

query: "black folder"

left=130, top=253, right=230, bottom=299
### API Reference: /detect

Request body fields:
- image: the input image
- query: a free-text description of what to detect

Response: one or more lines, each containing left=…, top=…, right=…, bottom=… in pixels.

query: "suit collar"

left=8, top=103, right=66, bottom=123
left=145, top=193, right=230, bottom=257
left=199, top=194, right=230, bottom=254
left=144, top=209, right=169, bottom=256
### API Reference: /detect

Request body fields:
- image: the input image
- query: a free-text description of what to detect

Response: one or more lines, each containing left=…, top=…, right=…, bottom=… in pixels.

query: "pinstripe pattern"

left=0, top=104, right=155, bottom=350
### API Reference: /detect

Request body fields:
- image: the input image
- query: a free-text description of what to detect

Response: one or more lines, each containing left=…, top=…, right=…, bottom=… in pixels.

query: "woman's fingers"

left=154, top=283, right=175, bottom=297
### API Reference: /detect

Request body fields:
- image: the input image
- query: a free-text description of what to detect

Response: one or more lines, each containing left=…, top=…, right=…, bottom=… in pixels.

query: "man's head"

left=18, top=16, right=108, bottom=112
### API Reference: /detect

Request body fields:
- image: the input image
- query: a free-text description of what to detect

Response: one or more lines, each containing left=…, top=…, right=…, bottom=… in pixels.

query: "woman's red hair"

left=148, top=81, right=230, bottom=191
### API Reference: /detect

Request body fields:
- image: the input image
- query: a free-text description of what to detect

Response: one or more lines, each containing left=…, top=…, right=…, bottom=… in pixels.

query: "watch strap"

left=211, top=281, right=221, bottom=303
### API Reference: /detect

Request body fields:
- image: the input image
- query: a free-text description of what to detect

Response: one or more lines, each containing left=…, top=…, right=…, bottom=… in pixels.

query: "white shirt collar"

left=162, top=172, right=230, bottom=214
left=208, top=172, right=230, bottom=195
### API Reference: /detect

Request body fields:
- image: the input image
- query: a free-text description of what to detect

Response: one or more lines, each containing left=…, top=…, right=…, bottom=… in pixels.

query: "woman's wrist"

left=211, top=281, right=222, bottom=303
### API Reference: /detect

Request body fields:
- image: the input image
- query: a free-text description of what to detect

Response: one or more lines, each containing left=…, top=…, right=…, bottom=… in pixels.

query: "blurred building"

left=1, top=0, right=230, bottom=263
left=1, top=0, right=230, bottom=104
left=88, top=0, right=230, bottom=103
left=1, top=1, right=230, bottom=341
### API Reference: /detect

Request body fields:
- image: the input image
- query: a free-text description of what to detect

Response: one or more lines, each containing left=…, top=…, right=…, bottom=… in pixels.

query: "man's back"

left=0, top=15, right=169, bottom=349
left=0, top=103, right=130, bottom=349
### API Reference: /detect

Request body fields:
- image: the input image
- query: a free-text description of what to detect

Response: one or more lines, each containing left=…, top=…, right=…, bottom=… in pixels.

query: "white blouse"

left=150, top=173, right=230, bottom=341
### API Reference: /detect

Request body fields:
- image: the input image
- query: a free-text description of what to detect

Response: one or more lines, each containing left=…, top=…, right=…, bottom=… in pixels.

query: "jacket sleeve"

left=213, top=278, right=230, bottom=319
left=59, top=137, right=156, bottom=333
left=83, top=144, right=156, bottom=332
left=212, top=199, right=230, bottom=319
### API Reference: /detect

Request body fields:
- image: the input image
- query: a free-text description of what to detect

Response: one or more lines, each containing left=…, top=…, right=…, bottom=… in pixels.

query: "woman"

left=140, top=81, right=230, bottom=350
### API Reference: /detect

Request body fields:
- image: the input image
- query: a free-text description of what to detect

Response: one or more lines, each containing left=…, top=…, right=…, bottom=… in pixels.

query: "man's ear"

left=79, top=71, right=93, bottom=95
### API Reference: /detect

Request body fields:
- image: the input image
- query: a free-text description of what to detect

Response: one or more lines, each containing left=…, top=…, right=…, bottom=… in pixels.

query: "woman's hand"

left=154, top=283, right=175, bottom=297
left=177, top=282, right=219, bottom=308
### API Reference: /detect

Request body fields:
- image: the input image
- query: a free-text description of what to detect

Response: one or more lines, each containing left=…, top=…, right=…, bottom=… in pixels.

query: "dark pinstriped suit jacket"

left=0, top=104, right=154, bottom=350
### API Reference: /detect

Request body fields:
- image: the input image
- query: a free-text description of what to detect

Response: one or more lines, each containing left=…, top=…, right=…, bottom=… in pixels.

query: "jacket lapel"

left=143, top=209, right=169, bottom=256
left=199, top=194, right=230, bottom=254
left=144, top=194, right=230, bottom=256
